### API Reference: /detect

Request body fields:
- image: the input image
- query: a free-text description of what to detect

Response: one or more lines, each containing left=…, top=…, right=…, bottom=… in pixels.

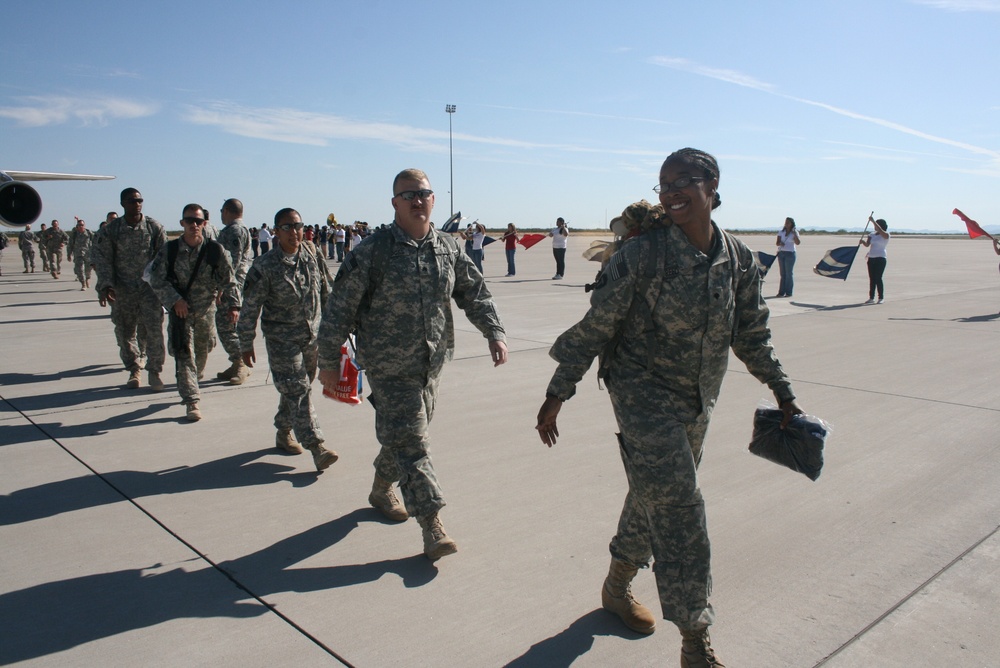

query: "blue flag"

left=814, top=245, right=859, bottom=280
left=440, top=211, right=462, bottom=233
left=752, top=250, right=776, bottom=276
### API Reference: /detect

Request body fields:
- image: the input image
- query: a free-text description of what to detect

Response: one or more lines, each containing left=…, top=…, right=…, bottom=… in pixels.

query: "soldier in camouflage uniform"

left=42, top=220, right=69, bottom=279
left=239, top=208, right=338, bottom=471
left=37, top=222, right=50, bottom=273
left=18, top=223, right=36, bottom=273
left=148, top=204, right=239, bottom=421
left=93, top=188, right=168, bottom=391
left=0, top=231, right=8, bottom=275
left=536, top=149, right=804, bottom=668
left=67, top=218, right=95, bottom=289
left=214, top=198, right=253, bottom=385
left=317, top=169, right=508, bottom=562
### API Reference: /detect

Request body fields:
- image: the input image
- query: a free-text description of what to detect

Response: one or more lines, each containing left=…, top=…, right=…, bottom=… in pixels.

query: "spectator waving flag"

left=952, top=208, right=994, bottom=240
left=440, top=212, right=462, bottom=233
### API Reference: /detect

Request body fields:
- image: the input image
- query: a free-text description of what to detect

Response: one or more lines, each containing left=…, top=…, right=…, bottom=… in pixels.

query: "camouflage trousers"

left=608, top=388, right=714, bottom=632
left=46, top=248, right=63, bottom=274
left=39, top=246, right=49, bottom=271
left=367, top=372, right=445, bottom=519
left=265, top=337, right=324, bottom=448
left=73, top=255, right=92, bottom=284
left=215, top=303, right=242, bottom=362
left=110, top=286, right=165, bottom=373
left=167, top=308, right=215, bottom=404
left=21, top=246, right=35, bottom=270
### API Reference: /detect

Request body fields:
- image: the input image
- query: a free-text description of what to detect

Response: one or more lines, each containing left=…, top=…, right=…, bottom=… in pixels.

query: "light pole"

left=445, top=104, right=456, bottom=217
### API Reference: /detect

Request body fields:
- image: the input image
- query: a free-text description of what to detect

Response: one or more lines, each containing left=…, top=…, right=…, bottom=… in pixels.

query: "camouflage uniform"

left=18, top=230, right=36, bottom=271
left=42, top=226, right=69, bottom=275
left=545, top=221, right=794, bottom=632
left=148, top=238, right=239, bottom=406
left=93, top=216, right=168, bottom=374
left=215, top=220, right=252, bottom=364
left=238, top=244, right=330, bottom=448
left=0, top=232, right=8, bottom=272
left=67, top=227, right=95, bottom=286
left=317, top=223, right=506, bottom=518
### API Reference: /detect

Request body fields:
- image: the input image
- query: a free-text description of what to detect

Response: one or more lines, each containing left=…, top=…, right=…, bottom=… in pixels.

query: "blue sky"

left=2, top=0, right=998, bottom=233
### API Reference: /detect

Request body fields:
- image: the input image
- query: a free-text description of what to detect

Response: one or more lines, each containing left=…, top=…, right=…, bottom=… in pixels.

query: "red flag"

left=518, top=233, right=546, bottom=249
left=952, top=208, right=993, bottom=239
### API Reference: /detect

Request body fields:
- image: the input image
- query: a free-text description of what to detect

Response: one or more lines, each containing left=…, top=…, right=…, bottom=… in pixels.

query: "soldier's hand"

left=779, top=399, right=804, bottom=429
left=489, top=340, right=508, bottom=367
left=536, top=395, right=562, bottom=447
left=106, top=287, right=116, bottom=303
left=227, top=307, right=239, bottom=325
left=318, top=368, right=338, bottom=395
left=242, top=350, right=255, bottom=368
left=173, top=299, right=190, bottom=318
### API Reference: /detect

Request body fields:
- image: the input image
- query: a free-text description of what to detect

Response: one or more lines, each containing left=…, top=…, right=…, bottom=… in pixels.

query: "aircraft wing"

left=2, top=171, right=115, bottom=182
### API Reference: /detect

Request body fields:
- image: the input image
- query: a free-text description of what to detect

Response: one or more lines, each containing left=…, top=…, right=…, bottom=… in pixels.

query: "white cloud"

left=910, top=0, right=1000, bottom=11
left=648, top=56, right=1000, bottom=161
left=180, top=101, right=664, bottom=157
left=647, top=56, right=776, bottom=92
left=0, top=95, right=158, bottom=127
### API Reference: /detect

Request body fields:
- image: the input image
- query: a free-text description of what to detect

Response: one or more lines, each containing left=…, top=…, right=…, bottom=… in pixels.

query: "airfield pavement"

left=1, top=230, right=999, bottom=667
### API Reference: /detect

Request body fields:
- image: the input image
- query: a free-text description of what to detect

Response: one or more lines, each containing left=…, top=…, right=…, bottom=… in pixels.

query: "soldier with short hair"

left=17, top=223, right=36, bottom=273
left=214, top=198, right=253, bottom=385
left=42, top=220, right=68, bottom=278
left=318, top=168, right=508, bottom=562
left=536, top=148, right=804, bottom=668
left=148, top=204, right=239, bottom=421
left=67, top=217, right=95, bottom=289
left=93, top=187, right=168, bottom=391
left=239, top=207, right=338, bottom=471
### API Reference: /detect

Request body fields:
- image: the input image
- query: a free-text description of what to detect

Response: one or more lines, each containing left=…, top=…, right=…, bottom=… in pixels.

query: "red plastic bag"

left=323, top=339, right=363, bottom=405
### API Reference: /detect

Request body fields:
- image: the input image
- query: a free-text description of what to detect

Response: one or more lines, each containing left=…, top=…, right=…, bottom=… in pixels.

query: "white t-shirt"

left=777, top=229, right=798, bottom=253
left=551, top=226, right=568, bottom=249
left=867, top=232, right=889, bottom=258
left=472, top=230, right=485, bottom=251
left=259, top=227, right=273, bottom=244
left=335, top=228, right=346, bottom=243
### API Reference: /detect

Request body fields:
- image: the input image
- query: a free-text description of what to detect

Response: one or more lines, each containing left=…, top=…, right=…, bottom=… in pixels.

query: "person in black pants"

left=861, top=217, right=890, bottom=304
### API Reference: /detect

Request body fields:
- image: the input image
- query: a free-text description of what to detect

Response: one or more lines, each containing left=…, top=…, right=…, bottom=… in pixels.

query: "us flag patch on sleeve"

left=608, top=254, right=629, bottom=282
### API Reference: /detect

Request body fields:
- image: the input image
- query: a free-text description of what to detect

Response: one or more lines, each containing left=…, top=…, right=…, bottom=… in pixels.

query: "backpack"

left=165, top=238, right=225, bottom=297
left=592, top=224, right=746, bottom=384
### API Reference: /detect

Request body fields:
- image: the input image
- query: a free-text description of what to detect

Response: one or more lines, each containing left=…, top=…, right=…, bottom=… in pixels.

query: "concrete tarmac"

left=2, top=232, right=999, bottom=667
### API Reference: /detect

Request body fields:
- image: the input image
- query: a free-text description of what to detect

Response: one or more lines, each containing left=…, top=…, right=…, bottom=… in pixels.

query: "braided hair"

left=663, top=148, right=722, bottom=210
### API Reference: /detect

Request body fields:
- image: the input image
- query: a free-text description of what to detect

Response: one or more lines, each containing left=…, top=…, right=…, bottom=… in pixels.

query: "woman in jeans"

left=501, top=223, right=519, bottom=276
left=774, top=216, right=800, bottom=297
left=861, top=217, right=890, bottom=304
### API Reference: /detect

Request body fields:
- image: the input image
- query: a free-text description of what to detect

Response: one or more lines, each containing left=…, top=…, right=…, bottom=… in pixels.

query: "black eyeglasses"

left=394, top=189, right=433, bottom=201
left=126, top=197, right=144, bottom=204
left=653, top=177, right=706, bottom=194
left=277, top=222, right=305, bottom=232
left=181, top=217, right=205, bottom=225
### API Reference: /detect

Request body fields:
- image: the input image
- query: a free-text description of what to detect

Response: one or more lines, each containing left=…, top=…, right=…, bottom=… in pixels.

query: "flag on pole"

left=813, top=245, right=860, bottom=280
left=517, top=233, right=546, bottom=249
left=952, top=208, right=994, bottom=240
left=482, top=235, right=497, bottom=246
left=752, top=250, right=776, bottom=276
left=440, top=212, right=462, bottom=233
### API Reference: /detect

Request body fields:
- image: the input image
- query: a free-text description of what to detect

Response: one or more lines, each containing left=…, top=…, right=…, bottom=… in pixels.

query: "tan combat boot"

left=229, top=361, right=251, bottom=385
left=275, top=430, right=304, bottom=454
left=601, top=558, right=656, bottom=635
left=186, top=403, right=202, bottom=422
left=148, top=371, right=164, bottom=392
left=126, top=368, right=142, bottom=389
left=417, top=512, right=458, bottom=562
left=368, top=474, right=408, bottom=521
left=307, top=443, right=339, bottom=471
left=216, top=360, right=240, bottom=381
left=680, top=629, right=725, bottom=668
